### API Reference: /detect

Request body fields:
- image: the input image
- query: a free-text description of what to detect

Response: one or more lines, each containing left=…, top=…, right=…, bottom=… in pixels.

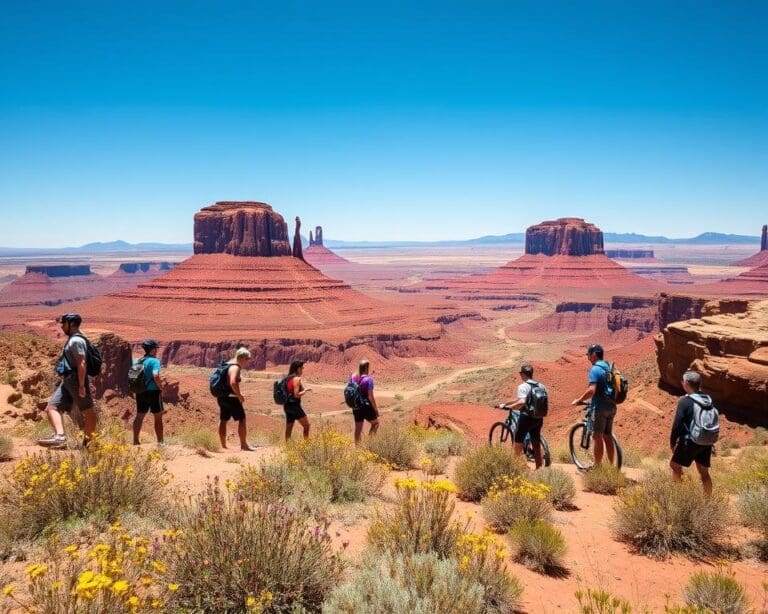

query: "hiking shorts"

left=283, top=402, right=307, bottom=424
left=136, top=390, right=164, bottom=414
left=592, top=409, right=616, bottom=436
left=672, top=439, right=712, bottom=468
left=353, top=402, right=378, bottom=423
left=217, top=396, right=245, bottom=422
left=49, top=378, right=94, bottom=413
left=514, top=413, right=543, bottom=444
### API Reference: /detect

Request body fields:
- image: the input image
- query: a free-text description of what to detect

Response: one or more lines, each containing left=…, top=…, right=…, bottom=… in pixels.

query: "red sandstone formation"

left=607, top=296, right=658, bottom=333
left=525, top=218, right=604, bottom=256
left=0, top=265, right=104, bottom=308
left=81, top=201, right=444, bottom=367
left=304, top=226, right=350, bottom=266
left=292, top=216, right=304, bottom=261
left=655, top=299, right=767, bottom=424
left=694, top=261, right=768, bottom=297
left=309, top=226, right=324, bottom=247
left=733, top=224, right=768, bottom=267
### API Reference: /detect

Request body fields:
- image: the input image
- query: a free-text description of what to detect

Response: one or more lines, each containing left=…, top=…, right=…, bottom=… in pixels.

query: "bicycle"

left=488, top=405, right=552, bottom=467
left=568, top=401, right=623, bottom=471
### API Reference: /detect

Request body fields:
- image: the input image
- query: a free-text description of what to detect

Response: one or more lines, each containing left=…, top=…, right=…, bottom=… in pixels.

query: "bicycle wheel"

left=523, top=435, right=552, bottom=467
left=569, top=424, right=622, bottom=471
left=488, top=422, right=513, bottom=446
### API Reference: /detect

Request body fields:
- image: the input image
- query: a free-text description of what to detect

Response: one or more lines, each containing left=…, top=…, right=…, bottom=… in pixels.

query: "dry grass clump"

left=614, top=470, right=730, bottom=558
left=575, top=588, right=635, bottom=613
left=509, top=519, right=566, bottom=574
left=481, top=476, right=552, bottom=532
left=421, top=454, right=449, bottom=475
left=365, top=424, right=422, bottom=470
left=0, top=434, right=12, bottom=461
left=421, top=429, right=467, bottom=457
left=684, top=567, right=750, bottom=613
left=0, top=439, right=169, bottom=540
left=716, top=445, right=768, bottom=493
left=166, top=478, right=344, bottom=612
left=534, top=466, right=576, bottom=510
left=454, top=445, right=527, bottom=502
left=737, top=484, right=768, bottom=558
left=582, top=463, right=628, bottom=495
left=176, top=426, right=221, bottom=453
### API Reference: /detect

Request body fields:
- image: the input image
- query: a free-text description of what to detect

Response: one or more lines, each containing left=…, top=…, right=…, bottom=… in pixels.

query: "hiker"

left=571, top=343, right=617, bottom=465
left=497, top=364, right=547, bottom=468
left=217, top=347, right=255, bottom=451
left=132, top=339, right=165, bottom=446
left=283, top=359, right=311, bottom=441
left=350, top=359, right=379, bottom=445
left=38, top=313, right=97, bottom=448
left=670, top=371, right=716, bottom=496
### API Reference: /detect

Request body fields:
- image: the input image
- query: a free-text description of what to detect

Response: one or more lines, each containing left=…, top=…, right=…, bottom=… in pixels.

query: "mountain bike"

left=488, top=405, right=552, bottom=467
left=568, top=402, right=623, bottom=471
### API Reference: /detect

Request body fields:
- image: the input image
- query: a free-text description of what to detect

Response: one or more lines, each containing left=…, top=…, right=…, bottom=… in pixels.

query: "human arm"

left=293, top=377, right=312, bottom=397
left=229, top=366, right=244, bottom=402
left=670, top=397, right=688, bottom=449
left=499, top=383, right=528, bottom=410
left=572, top=383, right=596, bottom=406
left=75, top=353, right=87, bottom=397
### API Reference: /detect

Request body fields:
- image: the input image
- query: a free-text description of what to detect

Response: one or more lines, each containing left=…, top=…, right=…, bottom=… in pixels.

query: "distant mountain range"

left=0, top=231, right=759, bottom=256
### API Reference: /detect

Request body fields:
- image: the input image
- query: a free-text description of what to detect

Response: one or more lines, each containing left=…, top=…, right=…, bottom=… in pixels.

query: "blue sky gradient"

left=1, top=1, right=766, bottom=246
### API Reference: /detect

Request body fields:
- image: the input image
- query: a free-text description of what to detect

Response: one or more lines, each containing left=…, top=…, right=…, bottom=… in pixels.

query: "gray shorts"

left=49, top=378, right=94, bottom=413
left=592, top=409, right=616, bottom=436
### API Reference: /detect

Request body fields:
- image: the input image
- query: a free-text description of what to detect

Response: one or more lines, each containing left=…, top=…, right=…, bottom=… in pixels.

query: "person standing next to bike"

left=497, top=364, right=545, bottom=468
left=571, top=344, right=617, bottom=465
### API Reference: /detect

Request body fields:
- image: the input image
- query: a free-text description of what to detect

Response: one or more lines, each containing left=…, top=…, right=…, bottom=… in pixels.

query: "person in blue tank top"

left=133, top=339, right=165, bottom=445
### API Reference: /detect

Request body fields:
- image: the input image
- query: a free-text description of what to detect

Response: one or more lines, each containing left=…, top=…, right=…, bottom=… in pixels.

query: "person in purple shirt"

left=350, top=359, right=379, bottom=444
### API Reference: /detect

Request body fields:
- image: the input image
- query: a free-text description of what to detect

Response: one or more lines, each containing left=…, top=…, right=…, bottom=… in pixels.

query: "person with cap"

left=283, top=359, right=311, bottom=441
left=571, top=343, right=617, bottom=465
left=496, top=364, right=546, bottom=468
left=38, top=313, right=97, bottom=448
left=132, top=339, right=165, bottom=446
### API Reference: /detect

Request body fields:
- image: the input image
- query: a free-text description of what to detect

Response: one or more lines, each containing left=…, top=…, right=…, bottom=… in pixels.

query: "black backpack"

left=72, top=333, right=102, bottom=377
left=273, top=375, right=293, bottom=405
left=128, top=357, right=148, bottom=395
left=343, top=380, right=362, bottom=409
left=209, top=362, right=232, bottom=398
left=525, top=380, right=549, bottom=418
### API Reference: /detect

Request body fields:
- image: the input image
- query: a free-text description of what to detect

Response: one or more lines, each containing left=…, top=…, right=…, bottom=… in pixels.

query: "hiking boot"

left=38, top=433, right=67, bottom=449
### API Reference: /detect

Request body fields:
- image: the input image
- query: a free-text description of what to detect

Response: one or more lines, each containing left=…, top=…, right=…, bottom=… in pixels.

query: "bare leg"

left=594, top=435, right=604, bottom=465
left=297, top=416, right=310, bottom=439
left=670, top=460, right=684, bottom=482
left=153, top=414, right=164, bottom=444
left=602, top=435, right=615, bottom=465
left=695, top=462, right=713, bottom=496
left=354, top=422, right=364, bottom=445
left=133, top=412, right=146, bottom=445
left=369, top=419, right=380, bottom=437
left=219, top=421, right=228, bottom=449
left=513, top=442, right=524, bottom=458
left=46, top=406, right=66, bottom=436
left=285, top=421, right=295, bottom=442
left=238, top=419, right=254, bottom=450
left=81, top=409, right=97, bottom=441
left=531, top=440, right=543, bottom=469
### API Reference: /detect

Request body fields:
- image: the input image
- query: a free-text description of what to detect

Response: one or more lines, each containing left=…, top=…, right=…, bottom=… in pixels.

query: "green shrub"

left=366, top=424, right=422, bottom=470
left=737, top=485, right=768, bottom=557
left=582, top=464, right=628, bottom=495
left=684, top=568, right=750, bottom=614
left=454, top=445, right=527, bottom=502
left=167, top=479, right=344, bottom=612
left=719, top=446, right=768, bottom=492
left=423, top=430, right=467, bottom=457
left=509, top=519, right=566, bottom=574
left=534, top=466, right=576, bottom=510
left=0, top=434, right=12, bottom=460
left=614, top=470, right=730, bottom=558
left=481, top=476, right=552, bottom=532
left=177, top=426, right=220, bottom=452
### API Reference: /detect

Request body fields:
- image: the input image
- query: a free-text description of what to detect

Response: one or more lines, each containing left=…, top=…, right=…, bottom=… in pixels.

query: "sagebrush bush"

left=0, top=440, right=169, bottom=539
left=481, top=476, right=552, bottom=532
left=738, top=485, right=768, bottom=556
left=423, top=430, right=467, bottom=457
left=684, top=568, right=750, bottom=614
left=0, top=434, right=12, bottom=460
left=365, top=424, right=422, bottom=470
left=719, top=446, right=768, bottom=492
left=509, top=519, right=566, bottom=574
left=237, top=459, right=332, bottom=516
left=534, top=466, right=576, bottom=510
left=454, top=445, right=527, bottom=502
left=614, top=470, right=730, bottom=558
left=286, top=429, right=387, bottom=503
left=322, top=552, right=486, bottom=614
left=166, top=479, right=344, bottom=612
left=177, top=426, right=221, bottom=452
left=421, top=454, right=449, bottom=475
left=582, top=463, right=628, bottom=495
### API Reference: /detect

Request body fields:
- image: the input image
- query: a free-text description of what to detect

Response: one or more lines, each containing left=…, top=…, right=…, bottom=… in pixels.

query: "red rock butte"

left=733, top=224, right=768, bottom=268
left=82, top=201, right=442, bottom=366
left=304, top=225, right=351, bottom=266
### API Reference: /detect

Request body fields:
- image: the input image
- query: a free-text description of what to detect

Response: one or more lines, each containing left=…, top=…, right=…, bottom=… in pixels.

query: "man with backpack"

left=210, top=347, right=256, bottom=451
left=571, top=344, right=617, bottom=466
left=497, top=364, right=547, bottom=468
left=670, top=371, right=718, bottom=496
left=38, top=313, right=98, bottom=449
left=349, top=359, right=379, bottom=445
left=130, top=339, right=165, bottom=446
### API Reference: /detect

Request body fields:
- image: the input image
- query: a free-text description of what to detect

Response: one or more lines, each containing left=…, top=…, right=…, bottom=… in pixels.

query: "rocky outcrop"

left=763, top=225, right=767, bottom=252
left=525, top=218, right=605, bottom=256
left=655, top=299, right=767, bottom=424
left=292, top=217, right=304, bottom=261
left=193, top=202, right=292, bottom=257
left=658, top=294, right=711, bottom=330
left=117, top=262, right=175, bottom=274
left=0, top=267, right=104, bottom=308
left=733, top=224, right=768, bottom=267
left=26, top=265, right=92, bottom=277
left=309, top=226, right=324, bottom=247
left=92, top=333, right=132, bottom=398
left=608, top=296, right=658, bottom=333
left=606, top=249, right=655, bottom=259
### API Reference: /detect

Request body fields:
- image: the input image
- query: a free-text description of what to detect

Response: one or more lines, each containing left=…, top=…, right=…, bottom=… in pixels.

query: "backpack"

left=72, top=333, right=103, bottom=377
left=273, top=375, right=293, bottom=405
left=597, top=361, right=629, bottom=405
left=209, top=362, right=232, bottom=398
left=128, top=357, right=148, bottom=395
left=343, top=375, right=369, bottom=410
left=687, top=394, right=720, bottom=446
left=524, top=380, right=549, bottom=418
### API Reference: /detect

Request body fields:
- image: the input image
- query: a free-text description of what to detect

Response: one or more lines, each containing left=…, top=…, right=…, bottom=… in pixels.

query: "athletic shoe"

left=38, top=433, right=66, bottom=448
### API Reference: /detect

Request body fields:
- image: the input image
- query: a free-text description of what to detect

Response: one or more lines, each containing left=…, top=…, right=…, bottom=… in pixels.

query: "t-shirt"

left=670, top=393, right=714, bottom=447
left=588, top=360, right=616, bottom=412
left=142, top=356, right=161, bottom=392
left=59, top=335, right=88, bottom=384
left=351, top=374, right=374, bottom=402
left=516, top=380, right=544, bottom=419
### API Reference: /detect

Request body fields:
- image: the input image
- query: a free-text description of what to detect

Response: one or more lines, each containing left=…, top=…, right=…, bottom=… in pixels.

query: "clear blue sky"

left=1, top=1, right=766, bottom=247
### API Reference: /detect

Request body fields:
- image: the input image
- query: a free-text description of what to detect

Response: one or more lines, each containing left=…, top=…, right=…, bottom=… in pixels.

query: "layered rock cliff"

left=525, top=218, right=605, bottom=256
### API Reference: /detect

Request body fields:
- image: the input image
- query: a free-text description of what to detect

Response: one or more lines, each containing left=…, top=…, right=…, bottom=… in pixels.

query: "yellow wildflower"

left=2, top=584, right=15, bottom=597
left=112, top=580, right=130, bottom=594
left=168, top=583, right=180, bottom=592
left=26, top=564, right=48, bottom=578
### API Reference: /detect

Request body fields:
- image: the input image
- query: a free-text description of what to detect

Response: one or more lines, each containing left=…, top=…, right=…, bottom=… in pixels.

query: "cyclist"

left=571, top=343, right=617, bottom=465
left=497, top=364, right=545, bottom=468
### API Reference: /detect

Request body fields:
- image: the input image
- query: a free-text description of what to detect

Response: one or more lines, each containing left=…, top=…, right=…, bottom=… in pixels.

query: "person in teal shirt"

left=133, top=339, right=165, bottom=445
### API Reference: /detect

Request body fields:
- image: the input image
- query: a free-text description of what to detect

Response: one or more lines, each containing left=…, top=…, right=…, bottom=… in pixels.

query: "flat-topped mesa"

left=525, top=218, right=604, bottom=256
left=117, top=262, right=175, bottom=274
left=26, top=265, right=92, bottom=277
left=606, top=249, right=655, bottom=259
left=193, top=201, right=292, bottom=257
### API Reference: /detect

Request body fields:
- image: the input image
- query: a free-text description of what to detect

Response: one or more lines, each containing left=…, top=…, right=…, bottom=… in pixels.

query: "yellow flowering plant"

left=481, top=475, right=553, bottom=532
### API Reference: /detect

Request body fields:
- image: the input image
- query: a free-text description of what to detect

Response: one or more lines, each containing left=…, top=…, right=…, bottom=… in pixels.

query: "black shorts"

left=136, top=390, right=164, bottom=414
left=514, top=413, right=543, bottom=444
left=592, top=409, right=616, bottom=436
left=672, top=439, right=712, bottom=468
left=284, top=402, right=307, bottom=424
left=353, top=402, right=378, bottom=423
left=218, top=396, right=245, bottom=422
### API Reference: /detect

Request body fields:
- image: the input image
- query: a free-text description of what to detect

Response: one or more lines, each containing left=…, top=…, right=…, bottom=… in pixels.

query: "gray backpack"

left=525, top=380, right=549, bottom=418
left=687, top=393, right=719, bottom=446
